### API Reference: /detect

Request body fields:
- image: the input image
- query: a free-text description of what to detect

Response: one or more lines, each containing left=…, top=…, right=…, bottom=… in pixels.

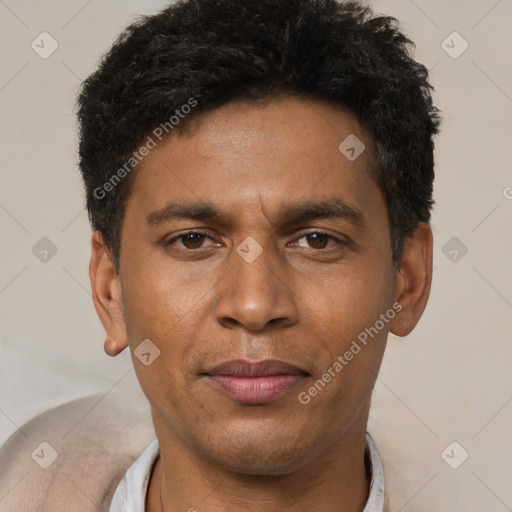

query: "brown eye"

left=180, top=233, right=206, bottom=249
left=305, top=232, right=330, bottom=249
left=294, top=232, right=343, bottom=250
left=167, top=231, right=215, bottom=250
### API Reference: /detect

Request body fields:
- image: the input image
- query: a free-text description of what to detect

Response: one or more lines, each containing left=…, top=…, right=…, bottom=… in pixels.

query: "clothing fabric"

left=108, top=432, right=386, bottom=511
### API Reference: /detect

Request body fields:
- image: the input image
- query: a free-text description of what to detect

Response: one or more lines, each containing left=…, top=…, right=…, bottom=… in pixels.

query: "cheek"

left=310, top=263, right=394, bottom=333
left=121, top=257, right=205, bottom=341
left=120, top=258, right=214, bottom=377
left=123, top=291, right=197, bottom=420
left=307, top=263, right=394, bottom=391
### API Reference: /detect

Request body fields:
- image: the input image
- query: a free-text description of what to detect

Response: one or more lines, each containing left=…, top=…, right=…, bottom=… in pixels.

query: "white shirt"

left=109, top=432, right=386, bottom=511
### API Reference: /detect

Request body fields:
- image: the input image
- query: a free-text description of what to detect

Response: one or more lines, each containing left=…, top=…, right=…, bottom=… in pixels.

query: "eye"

left=294, top=232, right=343, bottom=249
left=167, top=231, right=219, bottom=250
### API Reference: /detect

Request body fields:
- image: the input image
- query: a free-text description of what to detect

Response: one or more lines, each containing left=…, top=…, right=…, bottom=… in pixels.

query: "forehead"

left=169, top=97, right=375, bottom=173
left=125, top=97, right=383, bottom=224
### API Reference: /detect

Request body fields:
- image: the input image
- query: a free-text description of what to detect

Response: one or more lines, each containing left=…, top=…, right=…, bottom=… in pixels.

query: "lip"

left=202, top=359, right=310, bottom=404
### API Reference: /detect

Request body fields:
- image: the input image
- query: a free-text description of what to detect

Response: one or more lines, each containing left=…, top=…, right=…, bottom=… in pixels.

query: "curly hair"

left=77, top=0, right=440, bottom=271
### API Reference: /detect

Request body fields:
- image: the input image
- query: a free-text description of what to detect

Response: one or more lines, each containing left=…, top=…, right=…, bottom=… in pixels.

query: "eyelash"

left=166, top=230, right=220, bottom=249
left=165, top=230, right=346, bottom=250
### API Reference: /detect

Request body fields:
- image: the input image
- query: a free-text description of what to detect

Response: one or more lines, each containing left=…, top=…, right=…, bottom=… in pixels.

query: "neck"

left=147, top=410, right=372, bottom=512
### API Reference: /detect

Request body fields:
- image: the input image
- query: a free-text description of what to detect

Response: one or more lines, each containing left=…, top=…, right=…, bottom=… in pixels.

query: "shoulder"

left=0, top=391, right=155, bottom=512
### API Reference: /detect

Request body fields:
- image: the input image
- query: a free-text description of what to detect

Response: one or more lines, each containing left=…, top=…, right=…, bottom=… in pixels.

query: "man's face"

left=118, top=98, right=399, bottom=474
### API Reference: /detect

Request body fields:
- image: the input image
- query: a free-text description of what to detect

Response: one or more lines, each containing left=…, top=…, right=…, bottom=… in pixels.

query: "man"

left=0, top=0, right=439, bottom=510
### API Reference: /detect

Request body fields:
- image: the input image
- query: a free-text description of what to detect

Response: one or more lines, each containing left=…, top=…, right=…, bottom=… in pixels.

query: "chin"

left=214, top=450, right=309, bottom=476
left=199, top=427, right=319, bottom=476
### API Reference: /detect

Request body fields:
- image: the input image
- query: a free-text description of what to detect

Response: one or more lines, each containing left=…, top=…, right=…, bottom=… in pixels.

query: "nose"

left=214, top=240, right=299, bottom=332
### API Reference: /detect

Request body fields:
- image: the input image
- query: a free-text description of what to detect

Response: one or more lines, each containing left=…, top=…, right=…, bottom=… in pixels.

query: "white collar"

left=109, top=432, right=386, bottom=511
left=109, top=438, right=160, bottom=512
left=364, top=432, right=387, bottom=512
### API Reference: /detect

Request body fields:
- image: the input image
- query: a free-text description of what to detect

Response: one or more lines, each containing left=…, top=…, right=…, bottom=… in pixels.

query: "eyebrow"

left=146, top=198, right=365, bottom=228
left=279, top=198, right=365, bottom=227
left=146, top=202, right=223, bottom=225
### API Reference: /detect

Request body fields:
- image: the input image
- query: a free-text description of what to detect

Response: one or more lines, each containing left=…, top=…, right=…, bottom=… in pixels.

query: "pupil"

left=308, top=233, right=328, bottom=248
left=184, top=233, right=203, bottom=248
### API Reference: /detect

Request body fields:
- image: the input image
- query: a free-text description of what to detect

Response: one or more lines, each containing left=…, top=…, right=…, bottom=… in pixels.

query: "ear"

left=89, top=231, right=128, bottom=356
left=390, top=223, right=433, bottom=337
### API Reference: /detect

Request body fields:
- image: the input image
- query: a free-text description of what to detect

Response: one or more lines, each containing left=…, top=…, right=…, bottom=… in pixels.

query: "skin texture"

left=90, top=97, right=432, bottom=512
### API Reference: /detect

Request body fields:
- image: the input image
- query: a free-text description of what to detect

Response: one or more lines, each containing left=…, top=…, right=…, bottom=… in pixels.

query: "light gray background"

left=1, top=0, right=511, bottom=510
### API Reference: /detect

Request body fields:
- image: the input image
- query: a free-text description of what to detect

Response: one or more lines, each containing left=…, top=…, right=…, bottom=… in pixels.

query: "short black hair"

left=77, top=0, right=440, bottom=271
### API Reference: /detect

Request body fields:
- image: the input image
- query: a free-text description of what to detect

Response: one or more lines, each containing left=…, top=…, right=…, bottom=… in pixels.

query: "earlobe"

left=390, top=223, right=433, bottom=338
left=104, top=336, right=125, bottom=357
left=89, top=232, right=128, bottom=356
